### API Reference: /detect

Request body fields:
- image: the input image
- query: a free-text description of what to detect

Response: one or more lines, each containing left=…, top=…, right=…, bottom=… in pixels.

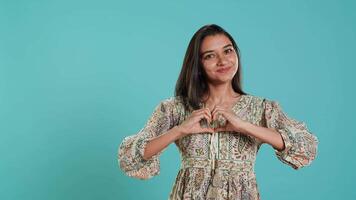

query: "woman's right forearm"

left=142, top=126, right=185, bottom=160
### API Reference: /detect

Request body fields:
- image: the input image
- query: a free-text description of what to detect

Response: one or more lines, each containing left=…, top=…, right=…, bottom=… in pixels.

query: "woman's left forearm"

left=238, top=121, right=285, bottom=151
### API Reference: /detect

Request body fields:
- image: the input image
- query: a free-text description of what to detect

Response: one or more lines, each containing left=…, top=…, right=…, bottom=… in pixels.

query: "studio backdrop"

left=1, top=0, right=355, bottom=199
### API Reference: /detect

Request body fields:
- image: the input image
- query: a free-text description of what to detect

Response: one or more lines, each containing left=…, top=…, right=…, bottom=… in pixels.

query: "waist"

left=180, top=157, right=254, bottom=172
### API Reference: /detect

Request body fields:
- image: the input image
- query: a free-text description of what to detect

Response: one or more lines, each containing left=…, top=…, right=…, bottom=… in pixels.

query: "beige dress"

left=118, top=94, right=318, bottom=200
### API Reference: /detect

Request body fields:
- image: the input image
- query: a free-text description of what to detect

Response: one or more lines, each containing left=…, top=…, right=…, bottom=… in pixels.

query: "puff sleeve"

left=263, top=99, right=318, bottom=170
left=118, top=98, right=178, bottom=179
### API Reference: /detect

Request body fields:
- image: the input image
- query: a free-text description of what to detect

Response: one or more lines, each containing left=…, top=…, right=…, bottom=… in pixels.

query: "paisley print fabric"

left=118, top=94, right=318, bottom=199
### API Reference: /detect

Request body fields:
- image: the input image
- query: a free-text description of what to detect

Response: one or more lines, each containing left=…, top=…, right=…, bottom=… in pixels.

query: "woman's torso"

left=169, top=94, right=265, bottom=200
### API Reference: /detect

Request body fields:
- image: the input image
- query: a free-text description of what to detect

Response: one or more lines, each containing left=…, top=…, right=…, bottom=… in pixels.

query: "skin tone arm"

left=143, top=105, right=286, bottom=160
left=143, top=120, right=285, bottom=161
left=142, top=126, right=183, bottom=160
left=212, top=105, right=285, bottom=151
left=143, top=108, right=214, bottom=160
left=239, top=122, right=285, bottom=151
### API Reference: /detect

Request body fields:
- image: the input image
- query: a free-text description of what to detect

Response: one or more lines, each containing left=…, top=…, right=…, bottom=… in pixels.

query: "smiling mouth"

left=216, top=66, right=232, bottom=73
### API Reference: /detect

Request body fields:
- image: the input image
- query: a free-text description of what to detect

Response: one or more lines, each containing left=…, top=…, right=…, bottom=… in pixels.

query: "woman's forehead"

left=200, top=34, right=232, bottom=52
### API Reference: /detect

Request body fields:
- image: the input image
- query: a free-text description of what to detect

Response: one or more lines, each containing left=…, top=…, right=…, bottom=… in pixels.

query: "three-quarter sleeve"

left=263, top=99, right=318, bottom=170
left=118, top=98, right=178, bottom=179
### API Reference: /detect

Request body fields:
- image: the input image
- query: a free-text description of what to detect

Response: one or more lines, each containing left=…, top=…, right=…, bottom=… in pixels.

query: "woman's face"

left=200, top=34, right=238, bottom=84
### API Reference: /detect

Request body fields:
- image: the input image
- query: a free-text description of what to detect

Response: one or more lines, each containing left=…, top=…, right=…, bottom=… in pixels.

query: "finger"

left=204, top=128, right=214, bottom=133
left=212, top=109, right=228, bottom=121
left=211, top=106, right=225, bottom=115
left=215, top=128, right=229, bottom=133
left=215, top=128, right=233, bottom=132
left=201, top=112, right=212, bottom=124
left=195, top=112, right=212, bottom=125
left=214, top=127, right=224, bottom=132
left=192, top=108, right=205, bottom=114
left=212, top=108, right=223, bottom=120
left=204, top=108, right=212, bottom=120
left=194, top=108, right=211, bottom=118
left=203, top=107, right=213, bottom=117
left=195, top=109, right=212, bottom=122
left=211, top=106, right=224, bottom=119
left=211, top=105, right=217, bottom=116
left=214, top=105, right=228, bottom=111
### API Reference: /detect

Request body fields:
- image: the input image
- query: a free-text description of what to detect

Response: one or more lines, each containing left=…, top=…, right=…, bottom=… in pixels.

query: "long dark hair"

left=175, top=24, right=247, bottom=111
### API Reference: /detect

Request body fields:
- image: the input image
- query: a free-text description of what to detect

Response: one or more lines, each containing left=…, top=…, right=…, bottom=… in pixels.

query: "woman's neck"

left=202, top=83, right=240, bottom=105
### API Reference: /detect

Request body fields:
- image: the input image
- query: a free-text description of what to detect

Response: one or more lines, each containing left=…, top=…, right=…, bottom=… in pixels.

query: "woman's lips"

left=216, top=66, right=232, bottom=73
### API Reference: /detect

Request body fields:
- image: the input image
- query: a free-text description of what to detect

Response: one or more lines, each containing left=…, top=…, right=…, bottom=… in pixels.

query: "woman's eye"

left=225, top=48, right=234, bottom=54
left=204, top=54, right=215, bottom=60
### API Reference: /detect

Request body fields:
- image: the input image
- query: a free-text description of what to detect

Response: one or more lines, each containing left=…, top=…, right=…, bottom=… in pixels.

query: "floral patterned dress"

left=118, top=94, right=318, bottom=200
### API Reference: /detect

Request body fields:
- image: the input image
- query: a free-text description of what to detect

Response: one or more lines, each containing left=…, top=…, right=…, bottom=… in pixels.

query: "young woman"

left=118, top=24, right=318, bottom=200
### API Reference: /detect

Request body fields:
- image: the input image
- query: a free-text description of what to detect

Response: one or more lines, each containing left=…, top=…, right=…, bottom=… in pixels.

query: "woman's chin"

left=210, top=77, right=234, bottom=85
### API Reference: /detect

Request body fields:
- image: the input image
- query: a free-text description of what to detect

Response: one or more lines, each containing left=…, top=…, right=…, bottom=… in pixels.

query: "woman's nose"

left=217, top=54, right=228, bottom=66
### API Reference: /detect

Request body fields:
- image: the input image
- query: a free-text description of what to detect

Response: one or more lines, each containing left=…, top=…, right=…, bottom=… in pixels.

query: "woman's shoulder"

left=243, top=94, right=277, bottom=106
left=243, top=94, right=264, bottom=102
left=160, top=96, right=184, bottom=105
left=157, top=96, right=185, bottom=111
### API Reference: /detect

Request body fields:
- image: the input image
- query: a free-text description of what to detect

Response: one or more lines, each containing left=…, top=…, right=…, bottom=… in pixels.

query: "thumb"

left=214, top=127, right=225, bottom=132
left=203, top=127, right=214, bottom=133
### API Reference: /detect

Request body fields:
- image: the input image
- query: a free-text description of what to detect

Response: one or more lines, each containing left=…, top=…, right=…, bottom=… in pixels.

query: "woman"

left=118, top=24, right=318, bottom=200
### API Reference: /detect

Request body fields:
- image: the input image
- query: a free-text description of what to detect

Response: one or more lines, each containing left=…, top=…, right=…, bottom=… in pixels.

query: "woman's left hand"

left=211, top=105, right=247, bottom=133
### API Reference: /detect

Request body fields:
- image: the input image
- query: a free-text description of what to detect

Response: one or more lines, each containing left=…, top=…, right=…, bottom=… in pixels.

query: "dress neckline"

left=200, top=94, right=246, bottom=112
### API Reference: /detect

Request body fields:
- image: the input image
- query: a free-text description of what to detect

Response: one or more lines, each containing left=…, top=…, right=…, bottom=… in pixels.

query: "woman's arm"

left=211, top=104, right=285, bottom=151
left=143, top=107, right=215, bottom=160
left=143, top=126, right=183, bottom=160
left=213, top=99, right=318, bottom=169
left=118, top=98, right=180, bottom=179
left=239, top=121, right=285, bottom=151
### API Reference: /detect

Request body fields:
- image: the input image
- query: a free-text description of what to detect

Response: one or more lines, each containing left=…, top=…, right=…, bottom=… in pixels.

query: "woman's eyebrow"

left=201, top=44, right=233, bottom=56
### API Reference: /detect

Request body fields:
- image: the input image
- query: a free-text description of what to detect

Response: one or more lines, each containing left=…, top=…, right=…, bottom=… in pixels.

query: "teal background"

left=1, top=0, right=355, bottom=199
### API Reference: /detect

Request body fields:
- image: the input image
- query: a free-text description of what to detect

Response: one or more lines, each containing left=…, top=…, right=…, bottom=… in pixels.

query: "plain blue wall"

left=1, top=0, right=355, bottom=199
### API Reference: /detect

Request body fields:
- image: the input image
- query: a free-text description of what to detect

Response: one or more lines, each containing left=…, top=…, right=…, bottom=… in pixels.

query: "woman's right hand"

left=177, top=108, right=214, bottom=137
